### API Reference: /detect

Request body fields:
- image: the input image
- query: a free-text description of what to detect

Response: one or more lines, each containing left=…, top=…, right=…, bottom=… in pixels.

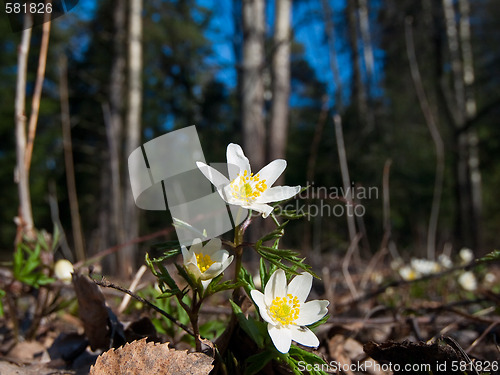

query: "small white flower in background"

left=484, top=273, right=496, bottom=284
left=459, top=248, right=474, bottom=264
left=438, top=254, right=453, bottom=269
left=410, top=258, right=440, bottom=275
left=196, top=143, right=301, bottom=218
left=250, top=269, right=329, bottom=353
left=458, top=271, right=477, bottom=291
left=181, top=238, right=233, bottom=289
left=399, top=265, right=419, bottom=281
left=54, top=259, right=74, bottom=283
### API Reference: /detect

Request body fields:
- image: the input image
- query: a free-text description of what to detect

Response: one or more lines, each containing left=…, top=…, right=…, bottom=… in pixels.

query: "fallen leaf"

left=90, top=338, right=214, bottom=375
left=72, top=273, right=125, bottom=350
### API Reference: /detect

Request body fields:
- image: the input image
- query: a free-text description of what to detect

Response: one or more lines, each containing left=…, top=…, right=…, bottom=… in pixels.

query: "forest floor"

left=1, top=252, right=500, bottom=375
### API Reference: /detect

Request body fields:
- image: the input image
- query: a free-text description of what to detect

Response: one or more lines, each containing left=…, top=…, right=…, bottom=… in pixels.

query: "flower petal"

left=250, top=290, right=273, bottom=324
left=289, top=325, right=319, bottom=348
left=247, top=203, right=274, bottom=218
left=190, top=238, right=203, bottom=254
left=265, top=269, right=287, bottom=305
left=268, top=325, right=292, bottom=353
left=256, top=186, right=301, bottom=204
left=196, top=162, right=229, bottom=190
left=202, top=238, right=222, bottom=256
left=201, top=279, right=212, bottom=290
left=287, top=272, right=312, bottom=303
left=181, top=245, right=191, bottom=263
left=227, top=143, right=251, bottom=180
left=294, top=300, right=329, bottom=326
left=220, top=255, right=234, bottom=271
left=255, top=159, right=286, bottom=187
left=202, top=262, right=224, bottom=279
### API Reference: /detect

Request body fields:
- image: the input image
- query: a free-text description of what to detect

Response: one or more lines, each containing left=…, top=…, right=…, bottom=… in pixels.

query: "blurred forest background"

left=2, top=0, right=500, bottom=277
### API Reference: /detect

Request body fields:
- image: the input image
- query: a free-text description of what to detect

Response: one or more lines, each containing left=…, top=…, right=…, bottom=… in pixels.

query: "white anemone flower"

left=250, top=269, right=329, bottom=353
left=54, top=259, right=74, bottom=284
left=459, top=248, right=474, bottom=264
left=410, top=258, right=440, bottom=275
left=458, top=271, right=477, bottom=291
left=181, top=238, right=233, bottom=289
left=196, top=143, right=301, bottom=218
left=399, top=265, right=419, bottom=281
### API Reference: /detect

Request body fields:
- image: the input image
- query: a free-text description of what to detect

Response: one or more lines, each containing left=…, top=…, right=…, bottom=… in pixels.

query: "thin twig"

left=73, top=226, right=174, bottom=269
left=117, top=264, right=147, bottom=314
left=92, top=275, right=195, bottom=337
left=405, top=17, right=445, bottom=260
left=342, top=233, right=362, bottom=299
left=25, top=8, right=52, bottom=172
left=59, top=55, right=86, bottom=262
left=334, top=114, right=358, bottom=253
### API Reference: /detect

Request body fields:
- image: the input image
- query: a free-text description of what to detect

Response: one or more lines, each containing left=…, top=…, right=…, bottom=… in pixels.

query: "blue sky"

left=66, top=0, right=383, bottom=106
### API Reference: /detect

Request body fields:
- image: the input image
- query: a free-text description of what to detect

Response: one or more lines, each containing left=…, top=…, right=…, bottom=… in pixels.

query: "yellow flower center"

left=269, top=294, right=300, bottom=326
left=230, top=170, right=267, bottom=204
left=196, top=253, right=214, bottom=273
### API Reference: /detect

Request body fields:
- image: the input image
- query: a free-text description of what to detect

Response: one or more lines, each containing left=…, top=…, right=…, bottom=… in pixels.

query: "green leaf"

left=477, top=249, right=500, bottom=263
left=200, top=319, right=226, bottom=340
left=229, top=300, right=265, bottom=349
left=0, top=289, right=5, bottom=317
left=306, top=314, right=329, bottom=330
left=288, top=345, right=329, bottom=375
left=244, top=350, right=276, bottom=375
left=238, top=266, right=255, bottom=296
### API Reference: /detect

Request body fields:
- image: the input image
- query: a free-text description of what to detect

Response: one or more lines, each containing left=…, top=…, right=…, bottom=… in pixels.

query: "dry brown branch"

left=334, top=114, right=358, bottom=253
left=92, top=275, right=195, bottom=337
left=25, top=8, right=52, bottom=172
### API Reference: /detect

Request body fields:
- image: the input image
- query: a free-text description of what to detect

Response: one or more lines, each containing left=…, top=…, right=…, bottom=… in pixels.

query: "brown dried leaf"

left=72, top=273, right=125, bottom=350
left=90, top=338, right=214, bottom=375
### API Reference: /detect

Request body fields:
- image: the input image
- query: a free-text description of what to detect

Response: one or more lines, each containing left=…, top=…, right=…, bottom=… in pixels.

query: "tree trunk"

left=121, top=0, right=143, bottom=277
left=321, top=0, right=343, bottom=111
left=346, top=0, right=367, bottom=121
left=269, top=0, right=291, bottom=180
left=14, top=14, right=34, bottom=242
left=101, top=0, right=126, bottom=274
left=242, top=0, right=266, bottom=170
left=442, top=0, right=482, bottom=250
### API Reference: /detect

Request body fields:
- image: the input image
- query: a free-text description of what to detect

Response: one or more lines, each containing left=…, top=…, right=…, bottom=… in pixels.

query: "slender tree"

left=269, top=0, right=291, bottom=176
left=242, top=0, right=266, bottom=170
left=121, top=0, right=143, bottom=277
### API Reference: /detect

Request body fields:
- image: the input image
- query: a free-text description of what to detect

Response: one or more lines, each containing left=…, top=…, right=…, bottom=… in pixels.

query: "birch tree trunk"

left=269, top=0, right=291, bottom=182
left=15, top=14, right=34, bottom=242
left=442, top=0, right=482, bottom=250
left=242, top=0, right=266, bottom=170
left=121, top=0, right=143, bottom=277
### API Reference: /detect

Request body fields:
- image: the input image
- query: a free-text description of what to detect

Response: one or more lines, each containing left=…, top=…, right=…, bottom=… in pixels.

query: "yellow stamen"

left=230, top=170, right=267, bottom=204
left=269, top=294, right=300, bottom=326
left=196, top=253, right=214, bottom=273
